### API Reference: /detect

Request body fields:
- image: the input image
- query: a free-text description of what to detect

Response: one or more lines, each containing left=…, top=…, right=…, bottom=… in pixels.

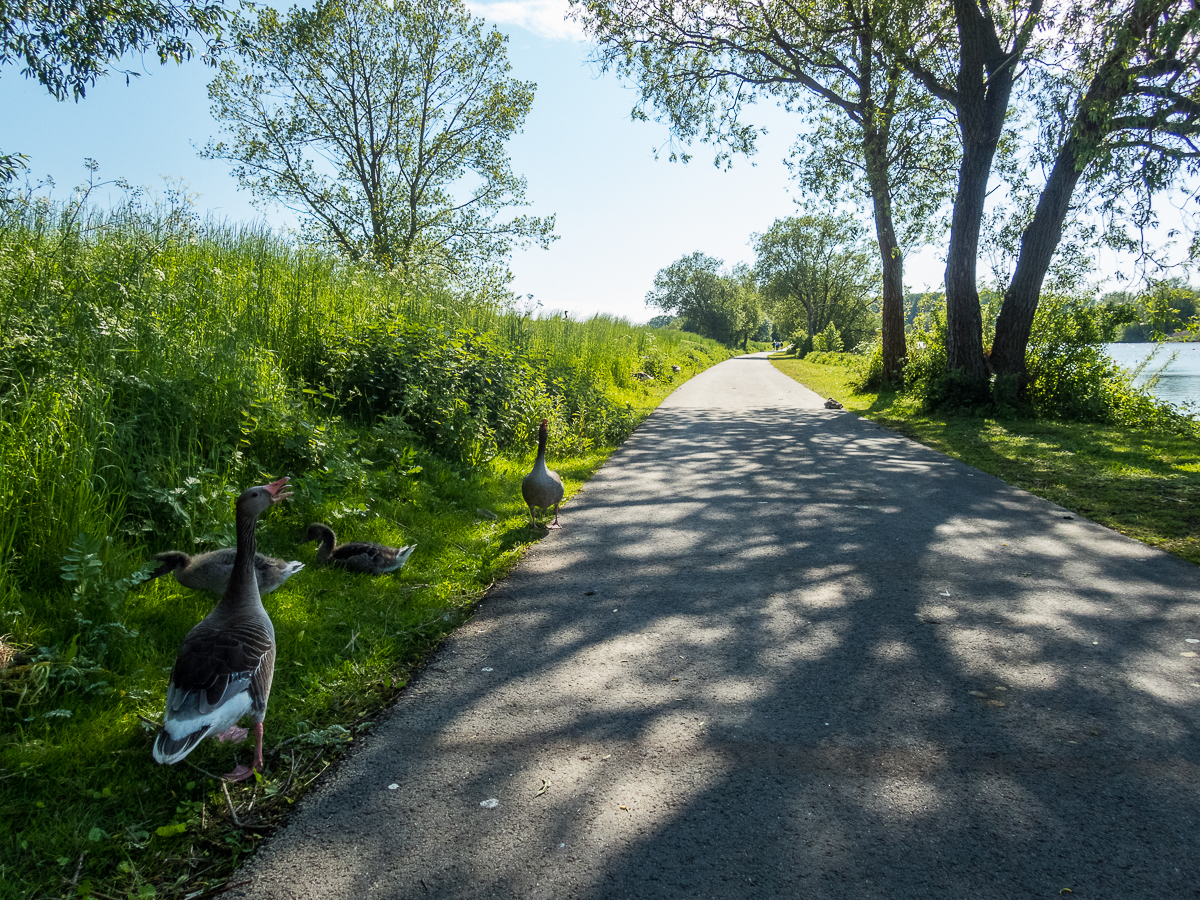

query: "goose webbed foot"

left=222, top=722, right=265, bottom=782
left=547, top=506, right=561, bottom=529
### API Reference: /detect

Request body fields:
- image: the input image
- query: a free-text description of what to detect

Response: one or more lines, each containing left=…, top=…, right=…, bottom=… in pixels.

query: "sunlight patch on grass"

left=772, top=356, right=1200, bottom=567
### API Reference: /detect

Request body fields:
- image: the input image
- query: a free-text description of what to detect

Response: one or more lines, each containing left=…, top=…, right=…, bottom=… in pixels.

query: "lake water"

left=1104, top=342, right=1200, bottom=413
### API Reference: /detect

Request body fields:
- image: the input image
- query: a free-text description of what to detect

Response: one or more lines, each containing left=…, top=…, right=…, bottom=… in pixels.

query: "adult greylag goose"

left=151, top=548, right=303, bottom=596
left=521, top=418, right=564, bottom=529
left=152, top=476, right=292, bottom=782
left=301, top=523, right=416, bottom=575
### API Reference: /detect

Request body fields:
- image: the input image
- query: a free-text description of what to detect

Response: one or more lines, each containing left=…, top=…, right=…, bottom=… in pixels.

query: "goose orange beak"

left=265, top=476, right=292, bottom=503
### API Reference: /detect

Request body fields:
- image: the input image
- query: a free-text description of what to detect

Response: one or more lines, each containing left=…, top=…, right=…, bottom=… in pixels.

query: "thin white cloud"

left=467, top=0, right=586, bottom=41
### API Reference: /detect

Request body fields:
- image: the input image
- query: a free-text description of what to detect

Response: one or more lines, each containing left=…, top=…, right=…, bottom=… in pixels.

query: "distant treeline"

left=902, top=284, right=1200, bottom=343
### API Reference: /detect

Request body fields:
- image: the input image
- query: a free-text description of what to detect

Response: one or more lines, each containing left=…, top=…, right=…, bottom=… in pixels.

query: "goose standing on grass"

left=301, top=523, right=417, bottom=575
left=153, top=477, right=292, bottom=782
left=522, top=418, right=564, bottom=529
left=151, top=548, right=304, bottom=596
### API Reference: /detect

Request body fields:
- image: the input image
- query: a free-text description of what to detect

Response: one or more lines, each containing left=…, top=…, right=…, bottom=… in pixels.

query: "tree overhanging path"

left=232, top=354, right=1200, bottom=899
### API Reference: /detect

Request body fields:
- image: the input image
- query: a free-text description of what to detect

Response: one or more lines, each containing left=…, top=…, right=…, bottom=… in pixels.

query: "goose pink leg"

left=222, top=722, right=264, bottom=782
left=547, top=504, right=561, bottom=529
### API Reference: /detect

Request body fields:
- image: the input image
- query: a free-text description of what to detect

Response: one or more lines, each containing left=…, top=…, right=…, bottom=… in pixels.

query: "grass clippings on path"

left=772, top=354, right=1200, bottom=567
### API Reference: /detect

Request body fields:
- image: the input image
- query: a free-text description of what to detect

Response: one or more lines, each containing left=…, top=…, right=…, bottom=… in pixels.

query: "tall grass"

left=0, top=188, right=730, bottom=900
left=0, top=187, right=723, bottom=599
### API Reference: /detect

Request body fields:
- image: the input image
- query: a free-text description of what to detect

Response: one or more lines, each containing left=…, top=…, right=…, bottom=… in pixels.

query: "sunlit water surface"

left=1104, top=342, right=1200, bottom=414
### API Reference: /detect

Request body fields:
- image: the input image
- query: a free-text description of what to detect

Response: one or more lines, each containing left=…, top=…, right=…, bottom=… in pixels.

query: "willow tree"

left=1, top=0, right=225, bottom=98
left=989, top=0, right=1200, bottom=389
left=204, top=0, right=555, bottom=287
left=568, top=0, right=956, bottom=383
left=884, top=0, right=1200, bottom=399
left=878, top=0, right=1045, bottom=390
left=1, top=0, right=227, bottom=190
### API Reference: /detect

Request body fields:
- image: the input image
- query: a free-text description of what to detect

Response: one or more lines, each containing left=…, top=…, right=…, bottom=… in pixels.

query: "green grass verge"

left=0, top=371, right=701, bottom=900
left=771, top=354, right=1200, bottom=567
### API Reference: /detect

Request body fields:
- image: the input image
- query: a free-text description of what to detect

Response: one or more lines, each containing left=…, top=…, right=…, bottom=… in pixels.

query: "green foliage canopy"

left=753, top=214, right=879, bottom=353
left=989, top=0, right=1200, bottom=384
left=1105, top=278, right=1200, bottom=340
left=567, top=0, right=957, bottom=381
left=203, top=0, right=555, bottom=289
left=645, top=252, right=762, bottom=347
left=0, top=0, right=226, bottom=100
left=0, top=0, right=227, bottom=194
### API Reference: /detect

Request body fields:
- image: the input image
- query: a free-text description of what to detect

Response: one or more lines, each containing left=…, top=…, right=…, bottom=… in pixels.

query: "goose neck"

left=314, top=527, right=335, bottom=564
left=223, top=509, right=262, bottom=607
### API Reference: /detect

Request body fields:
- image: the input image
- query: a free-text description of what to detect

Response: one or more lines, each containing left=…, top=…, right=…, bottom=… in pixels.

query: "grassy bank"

left=771, top=354, right=1200, bottom=567
left=0, top=190, right=732, bottom=900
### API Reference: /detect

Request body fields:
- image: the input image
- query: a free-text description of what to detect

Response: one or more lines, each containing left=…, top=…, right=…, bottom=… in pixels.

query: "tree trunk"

left=854, top=25, right=907, bottom=383
left=989, top=140, right=1085, bottom=382
left=991, top=0, right=1161, bottom=385
left=943, top=141, right=991, bottom=381
left=864, top=131, right=907, bottom=383
left=941, top=0, right=1032, bottom=387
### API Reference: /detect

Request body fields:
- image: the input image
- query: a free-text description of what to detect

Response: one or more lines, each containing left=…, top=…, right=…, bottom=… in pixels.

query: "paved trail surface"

left=232, top=354, right=1200, bottom=899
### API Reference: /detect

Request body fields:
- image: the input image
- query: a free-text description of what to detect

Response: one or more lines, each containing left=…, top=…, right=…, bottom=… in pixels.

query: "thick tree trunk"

left=991, top=0, right=1160, bottom=385
left=943, top=141, right=991, bottom=381
left=940, top=0, right=1033, bottom=388
left=990, top=142, right=1084, bottom=382
left=864, top=123, right=907, bottom=383
left=854, top=25, right=907, bottom=383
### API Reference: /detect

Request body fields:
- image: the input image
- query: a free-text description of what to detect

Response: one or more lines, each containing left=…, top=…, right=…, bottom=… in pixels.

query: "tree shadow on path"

left=234, top=359, right=1200, bottom=900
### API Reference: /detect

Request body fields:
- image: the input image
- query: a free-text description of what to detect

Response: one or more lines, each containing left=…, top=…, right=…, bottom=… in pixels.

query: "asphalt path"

left=231, top=353, right=1200, bottom=899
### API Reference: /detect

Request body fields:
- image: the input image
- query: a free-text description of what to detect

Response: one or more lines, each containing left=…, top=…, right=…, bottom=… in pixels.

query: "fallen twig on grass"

left=221, top=782, right=242, bottom=828
left=65, top=851, right=85, bottom=892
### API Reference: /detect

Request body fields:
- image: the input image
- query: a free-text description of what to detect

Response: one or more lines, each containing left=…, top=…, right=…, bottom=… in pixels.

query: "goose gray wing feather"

left=167, top=615, right=276, bottom=716
left=331, top=542, right=415, bottom=574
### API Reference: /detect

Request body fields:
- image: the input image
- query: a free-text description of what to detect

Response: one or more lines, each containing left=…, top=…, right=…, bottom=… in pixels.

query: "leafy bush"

left=898, top=295, right=951, bottom=405
left=896, top=291, right=1195, bottom=431
left=811, top=322, right=844, bottom=352
left=805, top=350, right=862, bottom=368
left=1007, top=293, right=1196, bottom=436
left=0, top=187, right=733, bottom=597
left=1023, top=294, right=1133, bottom=420
left=638, top=331, right=669, bottom=378
left=0, top=185, right=737, bottom=900
left=319, top=324, right=530, bottom=464
left=848, top=340, right=889, bottom=392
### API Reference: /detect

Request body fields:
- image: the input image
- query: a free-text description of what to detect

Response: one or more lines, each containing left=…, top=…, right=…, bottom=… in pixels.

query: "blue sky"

left=1, top=0, right=1185, bottom=321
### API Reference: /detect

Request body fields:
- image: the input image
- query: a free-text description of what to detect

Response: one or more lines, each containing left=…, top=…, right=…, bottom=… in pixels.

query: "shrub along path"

left=229, top=353, right=1200, bottom=900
